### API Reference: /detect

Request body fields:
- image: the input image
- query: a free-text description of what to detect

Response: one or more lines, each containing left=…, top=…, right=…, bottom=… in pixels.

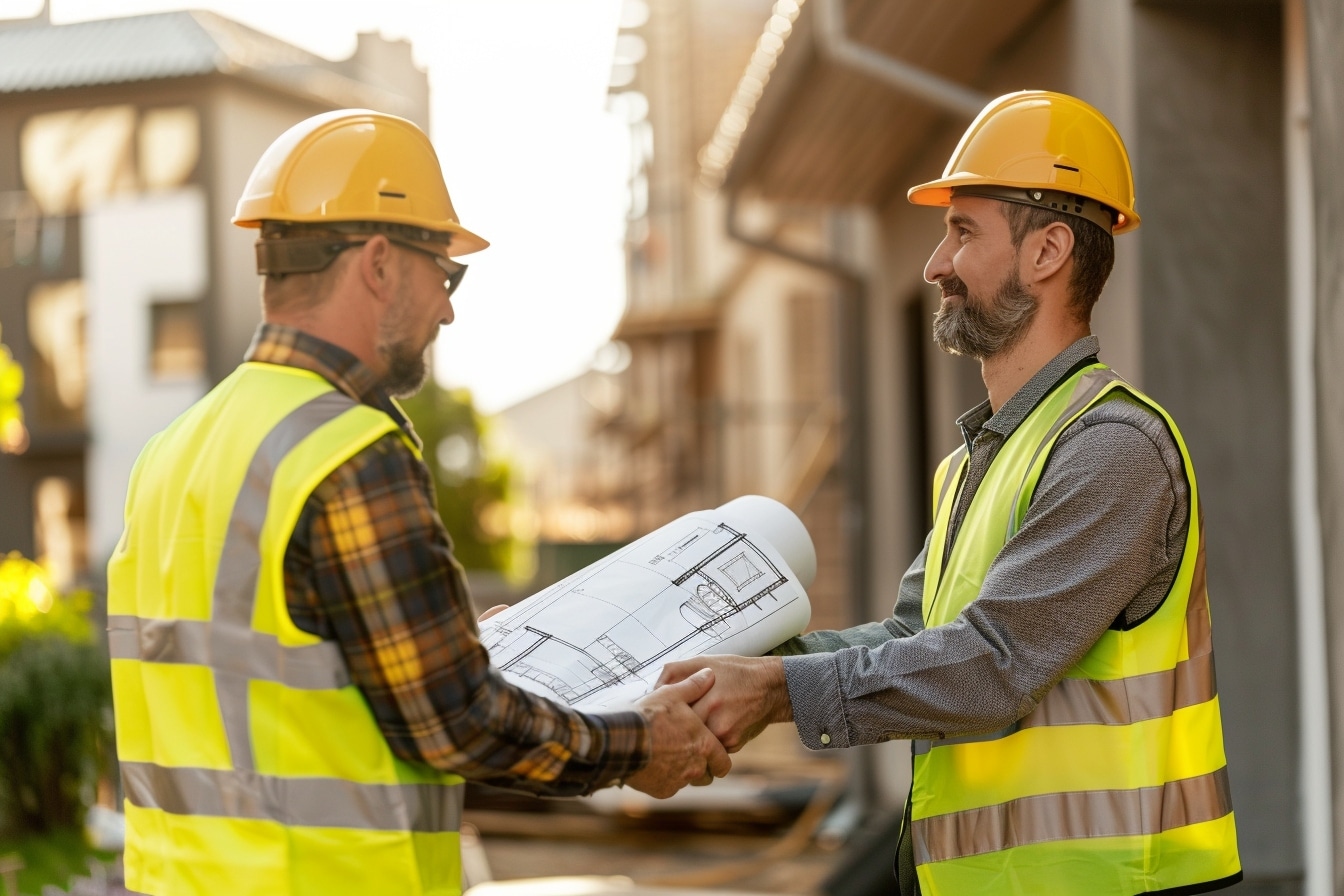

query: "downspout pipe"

left=813, top=0, right=991, bottom=119
left=725, top=191, right=873, bottom=804
left=1285, top=0, right=1333, bottom=890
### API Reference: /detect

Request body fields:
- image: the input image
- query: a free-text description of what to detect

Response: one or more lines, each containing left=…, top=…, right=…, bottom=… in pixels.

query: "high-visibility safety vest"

left=107, top=362, right=465, bottom=896
left=912, top=364, right=1241, bottom=895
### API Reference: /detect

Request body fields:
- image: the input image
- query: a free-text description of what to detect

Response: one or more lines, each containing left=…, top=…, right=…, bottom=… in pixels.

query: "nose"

left=924, top=234, right=954, bottom=284
left=440, top=296, right=455, bottom=327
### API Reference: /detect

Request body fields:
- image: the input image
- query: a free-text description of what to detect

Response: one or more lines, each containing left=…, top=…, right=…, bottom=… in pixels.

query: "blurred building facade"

left=602, top=0, right=856, bottom=637
left=698, top=0, right=1338, bottom=891
left=609, top=0, right=1341, bottom=892
left=0, top=7, right=428, bottom=587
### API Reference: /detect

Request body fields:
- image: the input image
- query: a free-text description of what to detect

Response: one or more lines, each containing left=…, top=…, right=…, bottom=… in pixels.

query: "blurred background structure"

left=0, top=2, right=430, bottom=588
left=2, top=0, right=1344, bottom=894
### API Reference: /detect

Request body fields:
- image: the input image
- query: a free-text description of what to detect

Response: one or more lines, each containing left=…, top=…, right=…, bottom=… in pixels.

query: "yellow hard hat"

left=908, top=90, right=1139, bottom=234
left=232, top=108, right=489, bottom=257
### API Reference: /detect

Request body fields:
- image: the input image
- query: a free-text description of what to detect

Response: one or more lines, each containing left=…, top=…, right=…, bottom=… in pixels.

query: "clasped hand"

left=657, top=654, right=792, bottom=753
left=478, top=602, right=731, bottom=798
left=477, top=604, right=783, bottom=797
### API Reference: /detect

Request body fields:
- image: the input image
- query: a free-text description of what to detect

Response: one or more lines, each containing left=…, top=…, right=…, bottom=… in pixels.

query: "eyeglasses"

left=342, top=238, right=468, bottom=298
left=390, top=239, right=468, bottom=297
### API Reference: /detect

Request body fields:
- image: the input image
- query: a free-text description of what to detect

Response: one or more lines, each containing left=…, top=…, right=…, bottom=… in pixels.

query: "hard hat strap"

left=255, top=221, right=459, bottom=276
left=255, top=237, right=357, bottom=275
left=952, top=185, right=1116, bottom=235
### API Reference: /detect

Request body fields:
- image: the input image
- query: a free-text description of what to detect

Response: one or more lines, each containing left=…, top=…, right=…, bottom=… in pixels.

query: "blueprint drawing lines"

left=479, top=510, right=809, bottom=710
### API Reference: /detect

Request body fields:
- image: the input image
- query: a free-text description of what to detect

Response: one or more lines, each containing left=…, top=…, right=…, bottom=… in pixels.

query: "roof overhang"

left=613, top=305, right=721, bottom=342
left=703, top=0, right=1054, bottom=207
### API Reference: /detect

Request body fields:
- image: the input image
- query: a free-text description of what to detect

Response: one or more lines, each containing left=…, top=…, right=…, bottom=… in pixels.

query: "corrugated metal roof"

left=0, top=10, right=349, bottom=94
left=708, top=0, right=1054, bottom=205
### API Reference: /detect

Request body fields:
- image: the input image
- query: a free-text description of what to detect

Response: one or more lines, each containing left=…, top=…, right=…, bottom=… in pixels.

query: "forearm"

left=347, top=557, right=652, bottom=796
left=772, top=536, right=930, bottom=657
left=771, top=620, right=907, bottom=656
left=427, top=664, right=650, bottom=796
left=784, top=418, right=1182, bottom=750
left=296, top=439, right=651, bottom=796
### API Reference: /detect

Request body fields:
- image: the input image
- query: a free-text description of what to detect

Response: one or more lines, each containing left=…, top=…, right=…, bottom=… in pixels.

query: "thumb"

left=661, top=667, right=715, bottom=703
left=656, top=658, right=699, bottom=687
left=477, top=604, right=509, bottom=623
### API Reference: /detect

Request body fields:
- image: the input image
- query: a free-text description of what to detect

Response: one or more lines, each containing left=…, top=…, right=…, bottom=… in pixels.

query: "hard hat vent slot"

left=1053, top=163, right=1080, bottom=172
left=379, top=191, right=407, bottom=199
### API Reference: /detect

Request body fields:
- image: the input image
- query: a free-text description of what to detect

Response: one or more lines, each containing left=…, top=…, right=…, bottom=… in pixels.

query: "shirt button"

left=820, top=733, right=831, bottom=745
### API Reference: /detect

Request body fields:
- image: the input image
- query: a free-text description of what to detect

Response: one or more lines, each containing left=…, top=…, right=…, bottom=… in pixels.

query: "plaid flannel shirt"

left=247, top=324, right=649, bottom=796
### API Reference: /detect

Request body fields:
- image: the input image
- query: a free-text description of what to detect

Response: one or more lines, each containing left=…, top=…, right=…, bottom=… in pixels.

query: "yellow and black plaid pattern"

left=247, top=324, right=649, bottom=795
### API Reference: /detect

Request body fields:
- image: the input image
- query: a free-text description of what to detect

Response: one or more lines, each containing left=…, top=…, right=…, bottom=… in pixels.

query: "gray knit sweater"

left=774, top=335, right=1191, bottom=749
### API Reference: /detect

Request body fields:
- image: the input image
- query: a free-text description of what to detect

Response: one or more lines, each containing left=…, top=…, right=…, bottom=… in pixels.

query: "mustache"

left=937, top=274, right=967, bottom=299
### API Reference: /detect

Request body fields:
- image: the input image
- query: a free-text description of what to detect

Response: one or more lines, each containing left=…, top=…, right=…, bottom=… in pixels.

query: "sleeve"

left=770, top=532, right=931, bottom=657
left=289, top=434, right=650, bottom=797
left=782, top=414, right=1184, bottom=750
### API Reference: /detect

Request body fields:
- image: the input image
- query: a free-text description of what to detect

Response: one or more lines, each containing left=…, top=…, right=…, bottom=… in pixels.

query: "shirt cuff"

left=782, top=653, right=850, bottom=750
left=581, top=708, right=651, bottom=792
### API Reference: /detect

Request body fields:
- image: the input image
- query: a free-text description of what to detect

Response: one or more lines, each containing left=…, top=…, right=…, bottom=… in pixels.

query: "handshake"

left=623, top=655, right=795, bottom=798
left=479, top=603, right=794, bottom=800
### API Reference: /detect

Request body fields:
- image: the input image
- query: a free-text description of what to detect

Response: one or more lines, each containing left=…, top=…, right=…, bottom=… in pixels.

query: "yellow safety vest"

left=108, top=362, right=464, bottom=896
left=913, top=364, right=1241, bottom=895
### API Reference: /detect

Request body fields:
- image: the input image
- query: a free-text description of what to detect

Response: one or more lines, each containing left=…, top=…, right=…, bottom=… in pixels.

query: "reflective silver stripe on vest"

left=117, top=391, right=363, bottom=779
left=912, top=766, right=1233, bottom=865
left=934, top=445, right=969, bottom=518
left=217, top=392, right=362, bottom=773
left=1006, top=367, right=1123, bottom=541
left=107, top=616, right=350, bottom=690
left=213, top=391, right=362, bottom=770
left=913, top=556, right=1218, bottom=759
left=911, top=650, right=1216, bottom=755
left=121, top=761, right=462, bottom=834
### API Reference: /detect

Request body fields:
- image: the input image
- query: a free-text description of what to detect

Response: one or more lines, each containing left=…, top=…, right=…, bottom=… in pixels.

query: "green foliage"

left=398, top=384, right=530, bottom=579
left=0, top=555, right=111, bottom=836
left=0, top=325, right=28, bottom=454
left=0, top=827, right=116, bottom=894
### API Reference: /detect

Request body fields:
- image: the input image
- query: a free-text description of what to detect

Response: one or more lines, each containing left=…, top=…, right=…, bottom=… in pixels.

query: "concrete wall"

left=82, top=189, right=208, bottom=562
left=202, top=81, right=329, bottom=383
left=1135, top=2, right=1301, bottom=889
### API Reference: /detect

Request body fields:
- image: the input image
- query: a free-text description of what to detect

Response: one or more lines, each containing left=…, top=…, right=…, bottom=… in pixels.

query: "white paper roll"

left=716, top=495, right=817, bottom=588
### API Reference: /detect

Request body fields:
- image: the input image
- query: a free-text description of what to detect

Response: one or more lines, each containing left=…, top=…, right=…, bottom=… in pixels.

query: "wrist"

left=763, top=656, right=793, bottom=724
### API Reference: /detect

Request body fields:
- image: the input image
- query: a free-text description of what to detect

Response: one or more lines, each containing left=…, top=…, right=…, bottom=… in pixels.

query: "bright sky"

left=0, top=0, right=630, bottom=412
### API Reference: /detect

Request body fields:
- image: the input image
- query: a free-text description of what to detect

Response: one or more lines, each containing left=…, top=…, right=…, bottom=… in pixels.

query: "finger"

left=477, top=604, right=509, bottom=623
left=706, top=742, right=732, bottom=778
left=690, top=772, right=714, bottom=787
left=661, top=667, right=715, bottom=703
left=656, top=659, right=698, bottom=687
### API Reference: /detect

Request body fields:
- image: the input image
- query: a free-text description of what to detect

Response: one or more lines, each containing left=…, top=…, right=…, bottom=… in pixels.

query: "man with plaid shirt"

left=108, top=110, right=727, bottom=896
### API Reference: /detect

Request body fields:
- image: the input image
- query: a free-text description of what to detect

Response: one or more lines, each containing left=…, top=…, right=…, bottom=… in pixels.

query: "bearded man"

left=106, top=110, right=729, bottom=896
left=659, top=91, right=1242, bottom=895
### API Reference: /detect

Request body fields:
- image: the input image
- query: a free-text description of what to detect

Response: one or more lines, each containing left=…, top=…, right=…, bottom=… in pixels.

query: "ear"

left=1022, top=221, right=1074, bottom=286
left=355, top=235, right=398, bottom=307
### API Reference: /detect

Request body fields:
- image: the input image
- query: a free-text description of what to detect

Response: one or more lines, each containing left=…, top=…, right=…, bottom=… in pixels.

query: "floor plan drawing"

left=480, top=496, right=815, bottom=710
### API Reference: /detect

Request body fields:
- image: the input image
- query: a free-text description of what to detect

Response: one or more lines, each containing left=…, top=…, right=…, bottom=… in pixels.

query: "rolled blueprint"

left=479, top=495, right=815, bottom=710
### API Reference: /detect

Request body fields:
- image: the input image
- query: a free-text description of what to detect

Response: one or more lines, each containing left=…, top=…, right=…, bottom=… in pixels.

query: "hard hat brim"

left=907, top=174, right=1140, bottom=234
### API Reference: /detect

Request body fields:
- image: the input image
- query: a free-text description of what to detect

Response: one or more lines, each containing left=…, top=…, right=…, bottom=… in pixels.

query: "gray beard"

left=380, top=340, right=429, bottom=398
left=931, top=270, right=1038, bottom=359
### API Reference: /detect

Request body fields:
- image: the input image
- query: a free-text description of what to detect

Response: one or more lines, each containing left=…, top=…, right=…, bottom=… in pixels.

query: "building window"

left=21, top=105, right=138, bottom=216
left=20, top=104, right=201, bottom=216
left=34, top=475, right=87, bottom=590
left=150, top=300, right=205, bottom=380
left=138, top=107, right=200, bottom=191
left=27, top=279, right=86, bottom=427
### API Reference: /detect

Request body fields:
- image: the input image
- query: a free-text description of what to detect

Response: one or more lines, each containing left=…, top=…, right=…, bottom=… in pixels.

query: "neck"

left=266, top=307, right=383, bottom=377
left=980, top=319, right=1090, bottom=411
